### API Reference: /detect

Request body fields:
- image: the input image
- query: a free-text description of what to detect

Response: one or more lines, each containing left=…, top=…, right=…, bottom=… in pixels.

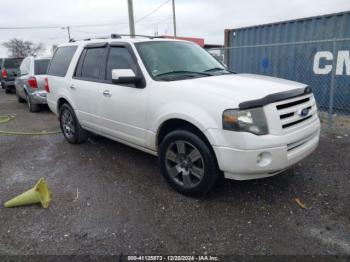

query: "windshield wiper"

left=154, top=70, right=212, bottom=78
left=204, top=67, right=236, bottom=74
left=204, top=67, right=226, bottom=72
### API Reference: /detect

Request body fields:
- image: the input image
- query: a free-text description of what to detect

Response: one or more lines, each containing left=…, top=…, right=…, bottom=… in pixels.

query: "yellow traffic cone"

left=4, top=178, right=52, bottom=208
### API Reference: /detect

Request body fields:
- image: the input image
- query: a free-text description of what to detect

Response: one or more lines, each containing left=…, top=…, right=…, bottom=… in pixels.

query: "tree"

left=2, top=38, right=44, bottom=57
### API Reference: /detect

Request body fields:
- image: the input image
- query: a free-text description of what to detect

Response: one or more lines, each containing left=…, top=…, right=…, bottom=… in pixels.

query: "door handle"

left=103, top=90, right=112, bottom=97
left=70, top=84, right=76, bottom=90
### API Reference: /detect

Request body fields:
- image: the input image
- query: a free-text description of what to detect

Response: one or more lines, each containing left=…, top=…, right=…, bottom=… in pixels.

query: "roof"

left=60, top=35, right=190, bottom=48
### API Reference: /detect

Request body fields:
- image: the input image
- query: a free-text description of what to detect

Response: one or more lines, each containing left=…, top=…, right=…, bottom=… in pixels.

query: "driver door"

left=98, top=44, right=149, bottom=147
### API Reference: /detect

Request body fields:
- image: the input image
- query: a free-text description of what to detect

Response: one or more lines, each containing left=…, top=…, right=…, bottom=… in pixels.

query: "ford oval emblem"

left=299, top=108, right=310, bottom=117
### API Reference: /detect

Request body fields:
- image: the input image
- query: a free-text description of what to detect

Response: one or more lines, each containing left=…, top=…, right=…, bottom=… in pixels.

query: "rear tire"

left=26, top=93, right=39, bottom=112
left=17, top=93, right=25, bottom=103
left=59, top=103, right=88, bottom=144
left=159, top=129, right=219, bottom=196
left=5, top=87, right=11, bottom=94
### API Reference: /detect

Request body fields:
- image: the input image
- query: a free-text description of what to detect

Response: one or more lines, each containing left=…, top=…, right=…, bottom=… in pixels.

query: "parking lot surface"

left=0, top=89, right=349, bottom=256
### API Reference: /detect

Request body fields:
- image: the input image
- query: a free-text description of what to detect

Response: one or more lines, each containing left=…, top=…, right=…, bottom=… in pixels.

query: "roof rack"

left=69, top=36, right=110, bottom=42
left=111, top=34, right=155, bottom=39
left=69, top=34, right=170, bottom=42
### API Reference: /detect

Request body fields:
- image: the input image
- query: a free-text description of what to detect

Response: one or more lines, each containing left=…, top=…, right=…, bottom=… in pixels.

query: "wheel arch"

left=57, top=96, right=74, bottom=114
left=156, top=118, right=213, bottom=151
left=152, top=104, right=219, bottom=151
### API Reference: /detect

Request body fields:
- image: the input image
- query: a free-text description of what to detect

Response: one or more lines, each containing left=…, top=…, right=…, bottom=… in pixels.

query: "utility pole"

left=62, top=26, right=71, bottom=42
left=127, top=0, right=135, bottom=37
left=172, top=0, right=177, bottom=37
left=67, top=26, right=71, bottom=42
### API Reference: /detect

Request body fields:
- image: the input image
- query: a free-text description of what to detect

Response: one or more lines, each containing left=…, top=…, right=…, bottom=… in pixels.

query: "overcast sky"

left=0, top=0, right=349, bottom=57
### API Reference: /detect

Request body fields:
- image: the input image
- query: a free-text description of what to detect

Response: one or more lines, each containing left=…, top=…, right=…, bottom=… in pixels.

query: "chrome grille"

left=275, top=93, right=317, bottom=131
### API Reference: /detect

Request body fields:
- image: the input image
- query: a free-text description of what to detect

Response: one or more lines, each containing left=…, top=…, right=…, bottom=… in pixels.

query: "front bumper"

left=30, top=90, right=47, bottom=104
left=206, top=118, right=320, bottom=180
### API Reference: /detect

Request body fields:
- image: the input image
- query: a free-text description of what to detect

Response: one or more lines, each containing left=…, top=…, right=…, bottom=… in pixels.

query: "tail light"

left=27, top=77, right=38, bottom=88
left=2, top=69, right=8, bottom=78
left=44, top=77, right=50, bottom=93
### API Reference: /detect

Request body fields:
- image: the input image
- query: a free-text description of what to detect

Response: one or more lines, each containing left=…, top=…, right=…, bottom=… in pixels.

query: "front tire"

left=159, top=129, right=219, bottom=196
left=59, top=103, right=88, bottom=144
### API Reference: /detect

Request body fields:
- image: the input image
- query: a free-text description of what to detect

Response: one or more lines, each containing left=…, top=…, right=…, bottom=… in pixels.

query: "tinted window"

left=74, top=49, right=87, bottom=78
left=106, top=47, right=136, bottom=80
left=35, top=59, right=50, bottom=75
left=48, top=46, right=77, bottom=77
left=4, top=58, right=23, bottom=68
left=81, top=48, right=105, bottom=79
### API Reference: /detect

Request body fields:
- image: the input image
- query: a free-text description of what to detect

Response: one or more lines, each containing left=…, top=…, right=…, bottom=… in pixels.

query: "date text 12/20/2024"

left=127, top=255, right=219, bottom=261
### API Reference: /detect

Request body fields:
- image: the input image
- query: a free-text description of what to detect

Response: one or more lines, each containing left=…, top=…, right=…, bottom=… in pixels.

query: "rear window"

left=48, top=46, right=77, bottom=77
left=4, top=58, right=23, bottom=68
left=34, top=59, right=50, bottom=75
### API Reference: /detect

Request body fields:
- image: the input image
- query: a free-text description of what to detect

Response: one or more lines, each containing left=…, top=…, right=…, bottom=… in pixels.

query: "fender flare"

left=56, top=95, right=76, bottom=113
left=150, top=103, right=220, bottom=148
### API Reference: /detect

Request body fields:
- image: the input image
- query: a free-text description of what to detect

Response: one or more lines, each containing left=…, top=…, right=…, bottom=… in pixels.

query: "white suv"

left=46, top=36, right=320, bottom=196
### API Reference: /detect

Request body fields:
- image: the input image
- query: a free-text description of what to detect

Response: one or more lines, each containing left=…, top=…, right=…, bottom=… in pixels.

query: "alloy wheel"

left=165, top=140, right=205, bottom=188
left=26, top=94, right=31, bottom=110
left=61, top=109, right=75, bottom=139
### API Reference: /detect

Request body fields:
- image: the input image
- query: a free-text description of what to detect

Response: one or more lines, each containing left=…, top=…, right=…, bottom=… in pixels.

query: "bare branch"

left=2, top=38, right=45, bottom=57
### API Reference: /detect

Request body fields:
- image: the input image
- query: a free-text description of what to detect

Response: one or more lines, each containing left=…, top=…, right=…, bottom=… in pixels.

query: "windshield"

left=4, top=58, right=23, bottom=68
left=135, top=41, right=229, bottom=81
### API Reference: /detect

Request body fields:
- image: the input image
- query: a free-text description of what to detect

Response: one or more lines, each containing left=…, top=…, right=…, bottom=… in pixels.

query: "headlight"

left=222, top=108, right=268, bottom=135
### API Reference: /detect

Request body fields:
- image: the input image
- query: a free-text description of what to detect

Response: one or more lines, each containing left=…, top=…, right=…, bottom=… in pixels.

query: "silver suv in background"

left=15, top=56, right=51, bottom=112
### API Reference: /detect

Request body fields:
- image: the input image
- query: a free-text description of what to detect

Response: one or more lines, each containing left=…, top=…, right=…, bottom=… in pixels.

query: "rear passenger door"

left=98, top=44, right=149, bottom=147
left=71, top=43, right=108, bottom=131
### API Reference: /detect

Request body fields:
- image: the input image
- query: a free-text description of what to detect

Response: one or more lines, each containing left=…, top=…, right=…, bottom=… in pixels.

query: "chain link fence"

left=213, top=38, right=350, bottom=130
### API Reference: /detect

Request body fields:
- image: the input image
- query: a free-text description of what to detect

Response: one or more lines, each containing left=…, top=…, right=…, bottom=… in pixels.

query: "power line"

left=136, top=0, right=170, bottom=23
left=0, top=25, right=61, bottom=30
left=0, top=22, right=129, bottom=30
left=0, top=0, right=172, bottom=34
left=137, top=16, right=172, bottom=29
left=0, top=17, right=169, bottom=31
left=0, top=0, right=172, bottom=31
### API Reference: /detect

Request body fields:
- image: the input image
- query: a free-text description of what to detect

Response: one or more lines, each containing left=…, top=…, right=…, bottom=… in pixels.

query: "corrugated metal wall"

left=225, top=11, right=350, bottom=115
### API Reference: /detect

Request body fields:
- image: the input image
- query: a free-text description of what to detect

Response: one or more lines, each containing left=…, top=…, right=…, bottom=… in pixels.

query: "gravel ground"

left=0, top=89, right=349, bottom=256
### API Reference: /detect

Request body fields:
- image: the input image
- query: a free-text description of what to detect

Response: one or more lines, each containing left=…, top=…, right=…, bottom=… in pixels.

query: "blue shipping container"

left=225, top=11, right=350, bottom=114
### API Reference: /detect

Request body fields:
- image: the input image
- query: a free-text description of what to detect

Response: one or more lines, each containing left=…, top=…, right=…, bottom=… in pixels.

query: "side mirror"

left=111, top=69, right=139, bottom=84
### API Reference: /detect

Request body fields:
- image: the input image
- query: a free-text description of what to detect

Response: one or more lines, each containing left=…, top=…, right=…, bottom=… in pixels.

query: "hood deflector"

left=239, top=87, right=312, bottom=109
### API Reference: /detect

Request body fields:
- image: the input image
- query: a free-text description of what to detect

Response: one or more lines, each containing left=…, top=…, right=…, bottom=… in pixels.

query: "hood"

left=167, top=73, right=307, bottom=104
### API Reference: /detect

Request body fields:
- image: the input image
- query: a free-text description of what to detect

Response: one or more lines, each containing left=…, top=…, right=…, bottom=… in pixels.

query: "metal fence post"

left=328, top=39, right=337, bottom=128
